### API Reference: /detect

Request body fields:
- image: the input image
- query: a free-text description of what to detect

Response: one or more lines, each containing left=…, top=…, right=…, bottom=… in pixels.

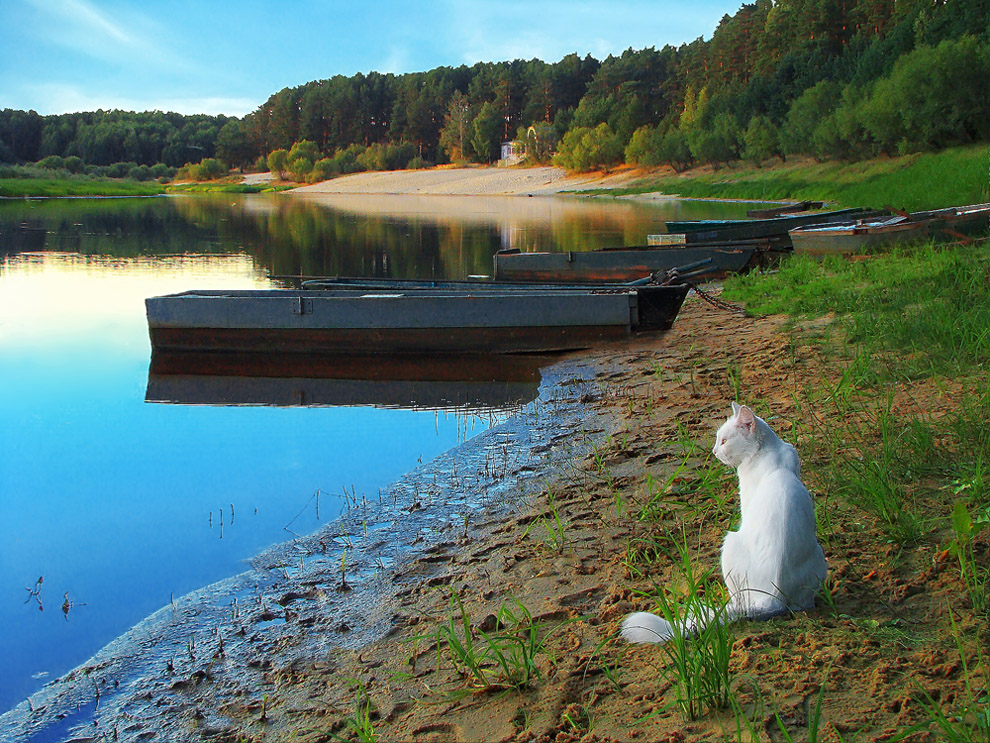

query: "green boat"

left=659, top=207, right=880, bottom=244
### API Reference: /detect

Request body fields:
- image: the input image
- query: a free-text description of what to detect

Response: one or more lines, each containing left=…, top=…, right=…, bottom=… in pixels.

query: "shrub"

left=288, top=140, right=320, bottom=164
left=267, top=149, right=289, bottom=179
left=37, top=155, right=65, bottom=170
left=288, top=156, right=313, bottom=181
left=127, top=164, right=153, bottom=181
left=742, top=116, right=780, bottom=166
left=194, top=158, right=226, bottom=180
left=63, top=156, right=85, bottom=174
left=554, top=123, right=623, bottom=172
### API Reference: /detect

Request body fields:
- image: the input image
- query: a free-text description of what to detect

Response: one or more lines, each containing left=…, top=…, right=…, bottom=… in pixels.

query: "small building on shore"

left=499, top=141, right=523, bottom=167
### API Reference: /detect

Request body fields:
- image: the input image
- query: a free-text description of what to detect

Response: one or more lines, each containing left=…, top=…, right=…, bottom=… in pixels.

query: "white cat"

left=622, top=402, right=827, bottom=644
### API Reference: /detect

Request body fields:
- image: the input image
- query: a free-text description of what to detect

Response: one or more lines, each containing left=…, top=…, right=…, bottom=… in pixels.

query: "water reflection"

left=0, top=192, right=754, bottom=278
left=146, top=351, right=550, bottom=412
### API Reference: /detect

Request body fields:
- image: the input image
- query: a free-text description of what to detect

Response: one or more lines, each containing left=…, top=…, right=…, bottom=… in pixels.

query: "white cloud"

left=378, top=45, right=412, bottom=75
left=25, top=83, right=257, bottom=116
left=24, top=0, right=186, bottom=70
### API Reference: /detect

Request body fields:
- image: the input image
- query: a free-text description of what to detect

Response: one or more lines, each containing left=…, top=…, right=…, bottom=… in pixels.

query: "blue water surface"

left=0, top=250, right=477, bottom=714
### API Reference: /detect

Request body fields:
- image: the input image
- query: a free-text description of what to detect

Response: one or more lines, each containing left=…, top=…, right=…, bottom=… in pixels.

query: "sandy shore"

left=289, top=166, right=644, bottom=197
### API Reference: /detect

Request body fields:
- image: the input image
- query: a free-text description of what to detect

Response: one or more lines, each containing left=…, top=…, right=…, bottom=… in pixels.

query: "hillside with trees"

left=2, top=0, right=988, bottom=182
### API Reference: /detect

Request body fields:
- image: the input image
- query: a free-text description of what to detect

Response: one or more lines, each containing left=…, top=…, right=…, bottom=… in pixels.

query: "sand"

left=289, top=166, right=644, bottom=197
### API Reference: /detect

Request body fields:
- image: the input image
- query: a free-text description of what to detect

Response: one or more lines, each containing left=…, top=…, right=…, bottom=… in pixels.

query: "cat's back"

left=742, top=431, right=802, bottom=483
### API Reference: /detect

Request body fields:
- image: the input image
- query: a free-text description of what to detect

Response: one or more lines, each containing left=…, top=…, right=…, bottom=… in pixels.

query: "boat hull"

left=493, top=246, right=757, bottom=283
left=790, top=219, right=931, bottom=256
left=146, top=285, right=689, bottom=355
left=660, top=208, right=876, bottom=243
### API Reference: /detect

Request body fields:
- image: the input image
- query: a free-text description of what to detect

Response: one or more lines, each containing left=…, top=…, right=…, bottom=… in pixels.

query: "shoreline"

left=0, top=352, right=611, bottom=742
left=287, top=166, right=644, bottom=197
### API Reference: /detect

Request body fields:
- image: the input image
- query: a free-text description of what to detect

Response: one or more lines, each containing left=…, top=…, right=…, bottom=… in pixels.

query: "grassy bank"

left=166, top=182, right=293, bottom=194
left=721, top=244, right=989, bottom=737
left=0, top=177, right=165, bottom=198
left=611, top=143, right=990, bottom=211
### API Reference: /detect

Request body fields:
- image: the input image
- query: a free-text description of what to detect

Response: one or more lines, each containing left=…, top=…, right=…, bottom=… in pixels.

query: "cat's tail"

left=621, top=599, right=786, bottom=644
left=620, top=607, right=717, bottom=644
left=620, top=611, right=677, bottom=643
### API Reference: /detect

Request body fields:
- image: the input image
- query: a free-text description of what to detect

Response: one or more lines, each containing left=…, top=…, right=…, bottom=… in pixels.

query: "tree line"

left=2, top=0, right=988, bottom=179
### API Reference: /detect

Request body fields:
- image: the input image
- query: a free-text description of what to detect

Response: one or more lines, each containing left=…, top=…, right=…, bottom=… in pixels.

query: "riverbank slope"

left=287, top=143, right=989, bottom=209
left=289, top=165, right=642, bottom=196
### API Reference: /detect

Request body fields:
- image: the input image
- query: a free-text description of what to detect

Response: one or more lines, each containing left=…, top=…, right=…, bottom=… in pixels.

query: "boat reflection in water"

left=146, top=350, right=553, bottom=413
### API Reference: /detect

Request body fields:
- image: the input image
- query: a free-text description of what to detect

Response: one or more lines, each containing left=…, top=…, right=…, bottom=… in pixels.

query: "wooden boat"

left=659, top=207, right=880, bottom=244
left=492, top=243, right=763, bottom=283
left=789, top=216, right=932, bottom=255
left=145, top=283, right=690, bottom=356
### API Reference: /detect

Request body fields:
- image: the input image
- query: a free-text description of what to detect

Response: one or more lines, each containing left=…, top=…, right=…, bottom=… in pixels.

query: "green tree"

left=357, top=143, right=387, bottom=171
left=624, top=125, right=662, bottom=167
left=520, top=121, right=558, bottom=164
left=742, top=115, right=780, bottom=166
left=216, top=120, right=253, bottom=170
left=267, top=149, right=289, bottom=179
left=657, top=129, right=692, bottom=172
left=471, top=102, right=502, bottom=163
left=687, top=114, right=740, bottom=169
left=554, top=123, right=622, bottom=172
left=289, top=139, right=320, bottom=163
left=779, top=81, right=841, bottom=157
left=439, top=91, right=474, bottom=163
left=858, top=36, right=990, bottom=154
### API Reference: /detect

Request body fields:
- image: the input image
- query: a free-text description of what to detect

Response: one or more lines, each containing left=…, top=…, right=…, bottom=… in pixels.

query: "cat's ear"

left=731, top=401, right=741, bottom=416
left=736, top=405, right=757, bottom=434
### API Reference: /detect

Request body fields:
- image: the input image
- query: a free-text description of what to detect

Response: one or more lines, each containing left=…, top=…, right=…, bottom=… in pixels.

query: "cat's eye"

left=719, top=438, right=726, bottom=445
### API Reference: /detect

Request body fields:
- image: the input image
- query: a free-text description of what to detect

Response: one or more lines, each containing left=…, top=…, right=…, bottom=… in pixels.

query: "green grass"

left=607, top=143, right=990, bottom=211
left=634, top=531, right=734, bottom=722
left=166, top=182, right=294, bottom=193
left=724, top=243, right=990, bottom=545
left=430, top=591, right=552, bottom=692
left=725, top=243, right=990, bottom=380
left=0, top=177, right=165, bottom=197
left=331, top=680, right=378, bottom=743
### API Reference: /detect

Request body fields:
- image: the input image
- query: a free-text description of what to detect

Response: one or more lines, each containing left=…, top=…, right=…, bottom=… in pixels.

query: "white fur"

left=621, top=402, right=827, bottom=644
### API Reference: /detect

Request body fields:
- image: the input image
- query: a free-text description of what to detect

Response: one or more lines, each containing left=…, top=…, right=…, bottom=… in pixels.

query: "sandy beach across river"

left=288, top=165, right=643, bottom=197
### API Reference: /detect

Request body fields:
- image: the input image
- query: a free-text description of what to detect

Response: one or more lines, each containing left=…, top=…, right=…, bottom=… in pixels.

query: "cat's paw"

left=620, top=612, right=673, bottom=644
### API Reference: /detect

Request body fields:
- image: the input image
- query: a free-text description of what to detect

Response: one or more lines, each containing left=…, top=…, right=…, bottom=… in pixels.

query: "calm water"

left=0, top=193, right=754, bottom=715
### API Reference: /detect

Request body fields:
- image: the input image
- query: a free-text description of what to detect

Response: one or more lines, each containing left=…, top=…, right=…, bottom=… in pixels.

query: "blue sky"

left=2, top=0, right=740, bottom=117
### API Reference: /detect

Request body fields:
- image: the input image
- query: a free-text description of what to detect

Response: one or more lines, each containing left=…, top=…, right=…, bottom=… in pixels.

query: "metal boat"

left=492, top=244, right=762, bottom=283
left=788, top=203, right=990, bottom=256
left=145, top=283, right=690, bottom=356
